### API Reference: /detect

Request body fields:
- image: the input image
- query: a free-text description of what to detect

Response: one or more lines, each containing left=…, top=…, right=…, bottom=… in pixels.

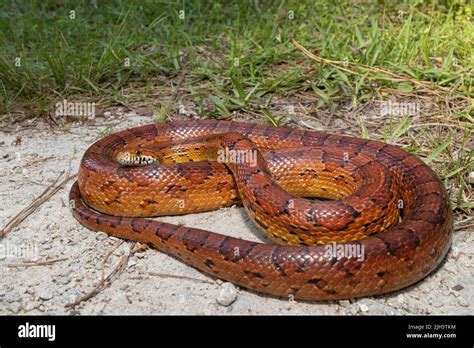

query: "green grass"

left=1, top=1, right=472, bottom=114
left=0, top=0, right=472, bottom=213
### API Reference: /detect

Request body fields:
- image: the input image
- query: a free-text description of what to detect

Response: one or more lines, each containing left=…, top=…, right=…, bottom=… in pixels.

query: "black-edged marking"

left=297, top=237, right=309, bottom=246
left=227, top=141, right=236, bottom=150
left=182, top=229, right=209, bottom=253
left=156, top=224, right=180, bottom=241
left=130, top=219, right=150, bottom=233
left=403, top=228, right=421, bottom=248
left=271, top=247, right=288, bottom=276
left=410, top=209, right=445, bottom=225
left=108, top=216, right=123, bottom=228
left=352, top=210, right=362, bottom=219
left=374, top=235, right=400, bottom=256
left=218, top=237, right=255, bottom=262
left=307, top=278, right=327, bottom=289
left=289, top=285, right=301, bottom=295
left=204, top=259, right=215, bottom=269
left=295, top=246, right=313, bottom=273
left=244, top=270, right=265, bottom=280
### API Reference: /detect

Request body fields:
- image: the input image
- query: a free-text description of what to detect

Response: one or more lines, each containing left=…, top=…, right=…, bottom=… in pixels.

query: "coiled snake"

left=69, top=120, right=452, bottom=300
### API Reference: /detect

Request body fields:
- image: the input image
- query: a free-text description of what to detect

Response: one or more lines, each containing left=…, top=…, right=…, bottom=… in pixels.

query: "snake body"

left=70, top=120, right=453, bottom=300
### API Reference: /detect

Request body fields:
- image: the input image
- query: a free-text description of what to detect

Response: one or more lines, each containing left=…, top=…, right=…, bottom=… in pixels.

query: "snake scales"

left=69, top=120, right=453, bottom=300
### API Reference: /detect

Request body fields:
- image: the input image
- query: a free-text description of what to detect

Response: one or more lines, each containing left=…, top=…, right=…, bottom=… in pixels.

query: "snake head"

left=115, top=150, right=158, bottom=166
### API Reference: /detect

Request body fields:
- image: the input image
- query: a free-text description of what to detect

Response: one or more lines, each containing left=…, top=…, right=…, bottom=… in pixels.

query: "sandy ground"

left=0, top=111, right=472, bottom=315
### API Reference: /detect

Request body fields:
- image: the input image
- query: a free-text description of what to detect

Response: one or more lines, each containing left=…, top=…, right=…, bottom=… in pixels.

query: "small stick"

left=454, top=223, right=474, bottom=232
left=100, top=240, right=125, bottom=282
left=7, top=257, right=68, bottom=268
left=291, top=38, right=452, bottom=95
left=147, top=272, right=214, bottom=285
left=16, top=155, right=55, bottom=168
left=65, top=242, right=136, bottom=309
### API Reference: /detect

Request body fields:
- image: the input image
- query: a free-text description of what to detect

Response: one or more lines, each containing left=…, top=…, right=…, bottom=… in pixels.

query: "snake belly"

left=69, top=120, right=453, bottom=300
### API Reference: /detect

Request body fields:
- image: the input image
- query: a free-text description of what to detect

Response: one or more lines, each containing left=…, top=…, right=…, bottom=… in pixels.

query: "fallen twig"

left=148, top=272, right=214, bottom=285
left=7, top=257, right=68, bottom=268
left=100, top=240, right=125, bottom=282
left=454, top=223, right=474, bottom=232
left=65, top=241, right=136, bottom=308
left=291, top=38, right=452, bottom=96
left=15, top=155, right=56, bottom=169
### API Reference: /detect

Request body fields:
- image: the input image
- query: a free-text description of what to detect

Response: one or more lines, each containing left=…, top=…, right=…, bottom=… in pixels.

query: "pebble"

left=451, top=247, right=461, bottom=259
left=95, top=232, right=109, bottom=241
left=23, top=301, right=39, bottom=312
left=56, top=276, right=71, bottom=285
left=359, top=304, right=369, bottom=312
left=21, top=168, right=29, bottom=176
left=39, top=289, right=53, bottom=301
left=135, top=251, right=146, bottom=259
left=8, top=302, right=21, bottom=314
left=21, top=293, right=32, bottom=301
left=441, top=288, right=451, bottom=297
left=339, top=300, right=351, bottom=307
left=458, top=297, right=469, bottom=307
left=216, top=282, right=238, bottom=306
left=58, top=268, right=72, bottom=277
